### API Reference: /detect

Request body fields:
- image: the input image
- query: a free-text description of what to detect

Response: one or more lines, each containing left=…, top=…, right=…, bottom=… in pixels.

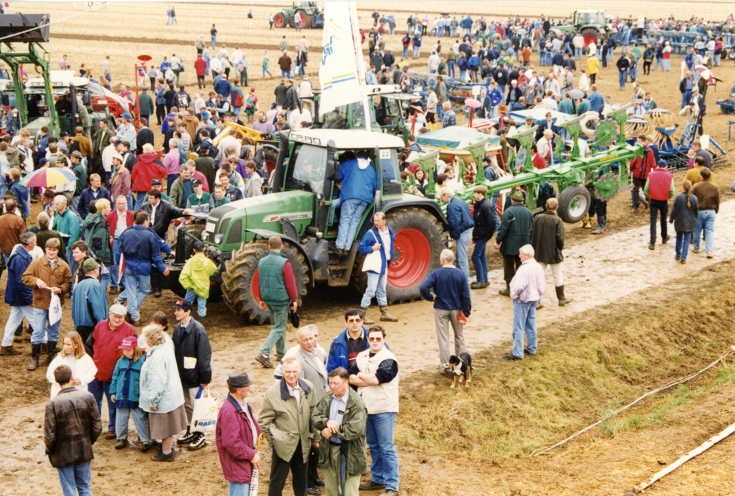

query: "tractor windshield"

left=379, top=148, right=402, bottom=194
left=284, top=143, right=327, bottom=194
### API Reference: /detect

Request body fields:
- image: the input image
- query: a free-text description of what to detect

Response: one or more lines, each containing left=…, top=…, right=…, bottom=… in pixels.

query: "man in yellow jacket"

left=587, top=53, right=600, bottom=84
left=179, top=240, right=217, bottom=319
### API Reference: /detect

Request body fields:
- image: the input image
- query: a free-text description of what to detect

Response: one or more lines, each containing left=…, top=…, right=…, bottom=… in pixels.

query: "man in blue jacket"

left=357, top=212, right=398, bottom=325
left=334, top=151, right=377, bottom=256
left=115, top=211, right=170, bottom=326
left=326, top=308, right=371, bottom=373
left=440, top=187, right=474, bottom=281
left=71, top=258, right=109, bottom=344
left=420, top=249, right=471, bottom=377
left=1, top=232, right=37, bottom=355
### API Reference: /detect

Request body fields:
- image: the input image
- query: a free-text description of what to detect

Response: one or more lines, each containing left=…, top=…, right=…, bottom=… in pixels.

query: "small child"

left=110, top=336, right=154, bottom=451
left=668, top=179, right=699, bottom=264
left=179, top=240, right=218, bottom=318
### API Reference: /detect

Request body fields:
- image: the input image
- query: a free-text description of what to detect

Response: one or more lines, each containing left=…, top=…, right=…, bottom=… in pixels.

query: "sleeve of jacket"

left=196, top=325, right=213, bottom=385
left=419, top=271, right=437, bottom=301
left=337, top=397, right=367, bottom=442
left=61, top=264, right=73, bottom=294
left=109, top=358, right=123, bottom=397
left=357, top=230, right=377, bottom=255
left=326, top=340, right=342, bottom=373
left=257, top=393, right=276, bottom=448
left=460, top=273, right=472, bottom=317
left=149, top=235, right=167, bottom=272
left=446, top=201, right=461, bottom=239
left=68, top=215, right=81, bottom=245
left=669, top=178, right=675, bottom=199
left=44, top=402, right=57, bottom=455
left=91, top=285, right=109, bottom=323
left=179, top=260, right=194, bottom=290
left=555, top=217, right=565, bottom=251
left=311, top=394, right=330, bottom=432
left=282, top=261, right=298, bottom=302
left=495, top=209, right=512, bottom=245
left=88, top=393, right=102, bottom=443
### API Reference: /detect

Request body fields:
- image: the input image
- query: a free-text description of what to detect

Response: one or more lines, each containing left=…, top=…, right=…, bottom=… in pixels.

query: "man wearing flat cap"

left=71, top=258, right=109, bottom=344
left=216, top=371, right=261, bottom=496
left=494, top=190, right=533, bottom=296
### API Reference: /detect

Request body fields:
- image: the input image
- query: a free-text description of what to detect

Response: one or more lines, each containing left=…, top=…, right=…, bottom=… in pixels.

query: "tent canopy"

left=416, top=127, right=489, bottom=149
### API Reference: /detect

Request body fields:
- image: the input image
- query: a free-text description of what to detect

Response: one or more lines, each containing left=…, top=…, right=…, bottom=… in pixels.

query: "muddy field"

left=2, top=1, right=735, bottom=495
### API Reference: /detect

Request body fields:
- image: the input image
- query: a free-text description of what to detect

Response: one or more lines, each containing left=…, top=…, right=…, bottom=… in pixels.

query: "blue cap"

left=122, top=112, right=132, bottom=119
left=658, top=159, right=668, bottom=167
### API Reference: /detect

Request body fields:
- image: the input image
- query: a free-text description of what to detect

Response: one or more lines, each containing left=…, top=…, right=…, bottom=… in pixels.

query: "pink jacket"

left=163, top=148, right=181, bottom=175
left=216, top=394, right=261, bottom=484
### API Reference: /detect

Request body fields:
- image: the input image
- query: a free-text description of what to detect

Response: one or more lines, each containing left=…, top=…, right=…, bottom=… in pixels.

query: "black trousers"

left=502, top=254, right=521, bottom=284
left=269, top=441, right=308, bottom=496
left=649, top=199, right=668, bottom=244
left=307, top=445, right=319, bottom=487
left=156, top=103, right=166, bottom=125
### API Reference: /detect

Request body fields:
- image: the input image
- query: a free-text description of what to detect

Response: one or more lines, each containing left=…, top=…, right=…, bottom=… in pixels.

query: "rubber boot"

left=379, top=305, right=398, bottom=322
left=46, top=341, right=58, bottom=364
left=581, top=215, right=592, bottom=229
left=556, top=286, right=574, bottom=306
left=27, top=344, right=41, bottom=371
left=359, top=307, right=375, bottom=325
left=498, top=283, right=510, bottom=296
left=592, top=215, right=606, bottom=235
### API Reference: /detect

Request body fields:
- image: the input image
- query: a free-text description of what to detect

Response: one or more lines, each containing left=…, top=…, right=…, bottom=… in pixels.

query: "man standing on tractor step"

left=255, top=236, right=299, bottom=369
left=333, top=151, right=378, bottom=257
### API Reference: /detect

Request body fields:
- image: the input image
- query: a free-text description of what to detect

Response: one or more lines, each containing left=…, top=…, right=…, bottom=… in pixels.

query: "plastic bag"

left=190, top=387, right=218, bottom=433
left=49, top=292, right=62, bottom=326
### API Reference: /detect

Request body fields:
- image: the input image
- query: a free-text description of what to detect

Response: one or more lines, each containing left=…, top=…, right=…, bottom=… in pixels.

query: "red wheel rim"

left=252, top=270, right=262, bottom=303
left=388, top=228, right=431, bottom=289
left=274, top=15, right=285, bottom=28
left=583, top=33, right=597, bottom=48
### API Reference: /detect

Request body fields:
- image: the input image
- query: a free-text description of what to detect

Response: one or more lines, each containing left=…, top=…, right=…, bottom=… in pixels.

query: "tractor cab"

left=573, top=10, right=606, bottom=27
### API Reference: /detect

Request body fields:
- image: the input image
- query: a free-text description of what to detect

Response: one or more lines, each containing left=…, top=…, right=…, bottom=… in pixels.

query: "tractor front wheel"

left=221, top=240, right=309, bottom=324
left=580, top=27, right=600, bottom=48
left=558, top=185, right=591, bottom=224
left=273, top=12, right=287, bottom=28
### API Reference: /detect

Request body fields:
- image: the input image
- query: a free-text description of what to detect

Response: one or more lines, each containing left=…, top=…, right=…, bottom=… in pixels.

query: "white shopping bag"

left=49, top=291, right=62, bottom=326
left=190, top=387, right=218, bottom=433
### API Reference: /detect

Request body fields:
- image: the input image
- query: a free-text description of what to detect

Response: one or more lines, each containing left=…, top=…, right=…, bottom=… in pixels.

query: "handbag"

left=361, top=231, right=383, bottom=273
left=289, top=309, right=300, bottom=328
left=190, top=386, right=218, bottom=433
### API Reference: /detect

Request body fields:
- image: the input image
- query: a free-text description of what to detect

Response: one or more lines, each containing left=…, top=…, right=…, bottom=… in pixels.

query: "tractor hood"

left=202, top=190, right=315, bottom=252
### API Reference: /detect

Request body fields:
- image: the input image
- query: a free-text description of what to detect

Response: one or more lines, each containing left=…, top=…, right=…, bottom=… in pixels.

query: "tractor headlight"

left=214, top=234, right=224, bottom=244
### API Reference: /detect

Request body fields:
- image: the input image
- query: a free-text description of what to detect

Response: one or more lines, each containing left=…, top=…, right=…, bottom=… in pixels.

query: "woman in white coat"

left=46, top=331, right=97, bottom=398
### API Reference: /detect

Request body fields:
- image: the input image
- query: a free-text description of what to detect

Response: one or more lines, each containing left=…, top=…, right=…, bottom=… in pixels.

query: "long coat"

left=530, top=210, right=564, bottom=264
left=495, top=203, right=533, bottom=256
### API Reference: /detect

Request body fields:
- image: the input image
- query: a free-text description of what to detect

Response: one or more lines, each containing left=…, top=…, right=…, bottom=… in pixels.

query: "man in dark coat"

left=529, top=198, right=572, bottom=308
left=1, top=232, right=36, bottom=355
left=440, top=187, right=474, bottom=281
left=470, top=186, right=495, bottom=289
left=135, top=118, right=155, bottom=155
left=44, top=364, right=102, bottom=495
left=494, top=190, right=533, bottom=296
left=140, top=189, right=191, bottom=240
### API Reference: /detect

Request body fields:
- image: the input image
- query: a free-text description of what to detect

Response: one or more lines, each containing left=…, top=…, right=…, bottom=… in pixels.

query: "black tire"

left=350, top=207, right=445, bottom=304
left=304, top=13, right=315, bottom=29
left=558, top=185, right=591, bottom=224
left=221, top=240, right=309, bottom=324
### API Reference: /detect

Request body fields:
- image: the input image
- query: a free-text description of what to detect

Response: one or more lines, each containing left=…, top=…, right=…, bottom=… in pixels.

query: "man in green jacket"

left=494, top=190, right=533, bottom=296
left=311, top=367, right=367, bottom=496
left=258, top=358, right=318, bottom=496
left=255, top=236, right=299, bottom=368
left=138, top=88, right=155, bottom=127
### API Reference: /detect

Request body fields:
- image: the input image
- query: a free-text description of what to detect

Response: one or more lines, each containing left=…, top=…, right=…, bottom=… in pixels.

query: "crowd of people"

left=0, top=6, right=731, bottom=496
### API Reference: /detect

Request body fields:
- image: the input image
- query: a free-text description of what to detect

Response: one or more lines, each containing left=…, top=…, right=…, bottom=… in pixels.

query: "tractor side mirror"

left=325, top=139, right=336, bottom=181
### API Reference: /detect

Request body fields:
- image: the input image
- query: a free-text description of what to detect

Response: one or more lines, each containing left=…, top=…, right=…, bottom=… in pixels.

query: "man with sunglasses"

left=349, top=326, right=399, bottom=496
left=326, top=309, right=372, bottom=373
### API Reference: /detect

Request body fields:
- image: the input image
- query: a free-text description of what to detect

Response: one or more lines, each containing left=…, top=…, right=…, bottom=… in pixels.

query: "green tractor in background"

left=551, top=10, right=614, bottom=48
left=168, top=129, right=446, bottom=324
left=272, top=2, right=324, bottom=29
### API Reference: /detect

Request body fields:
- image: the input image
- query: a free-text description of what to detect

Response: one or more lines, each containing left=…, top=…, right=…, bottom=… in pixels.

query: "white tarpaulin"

left=319, top=2, right=362, bottom=115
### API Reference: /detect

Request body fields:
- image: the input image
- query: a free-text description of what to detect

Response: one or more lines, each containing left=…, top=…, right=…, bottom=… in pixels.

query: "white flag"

left=319, top=2, right=361, bottom=115
left=49, top=292, right=62, bottom=326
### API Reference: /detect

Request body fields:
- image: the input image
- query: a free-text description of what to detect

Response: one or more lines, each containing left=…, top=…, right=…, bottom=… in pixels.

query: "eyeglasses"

left=368, top=337, right=382, bottom=342
left=347, top=318, right=362, bottom=323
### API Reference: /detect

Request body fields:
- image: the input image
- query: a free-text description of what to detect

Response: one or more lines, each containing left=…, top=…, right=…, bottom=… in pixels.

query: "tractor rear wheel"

left=304, top=13, right=315, bottom=29
left=580, top=27, right=600, bottom=48
left=294, top=10, right=307, bottom=28
left=273, top=12, right=287, bottom=28
left=558, top=185, right=591, bottom=224
left=351, top=207, right=444, bottom=303
left=221, top=240, right=309, bottom=324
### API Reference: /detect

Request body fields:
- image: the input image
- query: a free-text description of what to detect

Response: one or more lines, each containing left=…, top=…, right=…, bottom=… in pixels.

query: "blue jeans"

left=2, top=305, right=34, bottom=347
left=260, top=304, right=289, bottom=357
left=133, top=191, right=146, bottom=211
left=471, top=239, right=488, bottom=283
left=361, top=271, right=387, bottom=307
left=122, top=269, right=151, bottom=321
left=365, top=412, right=399, bottom=492
left=455, top=228, right=472, bottom=280
left=89, top=379, right=116, bottom=432
left=448, top=60, right=455, bottom=78
left=211, top=36, right=216, bottom=49
left=675, top=231, right=692, bottom=260
left=574, top=46, right=582, bottom=59
left=402, top=46, right=408, bottom=58
left=71, top=195, right=80, bottom=214
left=100, top=273, right=110, bottom=294
left=115, top=406, right=151, bottom=444
left=336, top=198, right=369, bottom=251
left=693, top=210, right=715, bottom=254
left=167, top=174, right=179, bottom=196
left=281, top=69, right=290, bottom=78
left=618, top=70, right=627, bottom=88
left=262, top=66, right=272, bottom=77
left=31, top=308, right=60, bottom=345
left=511, top=300, right=537, bottom=358
left=652, top=57, right=662, bottom=71
left=413, top=46, right=420, bottom=58
left=681, top=90, right=692, bottom=109
left=57, top=461, right=92, bottom=496
left=185, top=289, right=208, bottom=317
left=228, top=482, right=251, bottom=496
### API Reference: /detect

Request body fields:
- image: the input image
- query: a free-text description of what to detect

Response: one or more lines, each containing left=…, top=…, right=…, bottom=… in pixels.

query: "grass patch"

left=397, top=263, right=735, bottom=459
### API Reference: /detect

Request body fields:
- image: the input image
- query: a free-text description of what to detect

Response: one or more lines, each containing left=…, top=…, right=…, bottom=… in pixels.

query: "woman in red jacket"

left=130, top=143, right=166, bottom=210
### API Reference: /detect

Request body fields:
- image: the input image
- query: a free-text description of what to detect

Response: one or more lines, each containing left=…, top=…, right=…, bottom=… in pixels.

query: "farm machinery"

left=551, top=10, right=614, bottom=48
left=407, top=72, right=489, bottom=111
left=272, top=2, right=324, bottom=29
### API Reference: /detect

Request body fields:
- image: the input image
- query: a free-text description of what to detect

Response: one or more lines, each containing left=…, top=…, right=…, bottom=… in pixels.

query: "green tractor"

left=273, top=2, right=324, bottom=29
left=167, top=129, right=446, bottom=324
left=552, top=10, right=613, bottom=48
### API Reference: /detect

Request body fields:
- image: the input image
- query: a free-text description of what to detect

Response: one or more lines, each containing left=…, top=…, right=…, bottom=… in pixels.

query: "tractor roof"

left=576, top=10, right=605, bottom=14
left=289, top=129, right=405, bottom=149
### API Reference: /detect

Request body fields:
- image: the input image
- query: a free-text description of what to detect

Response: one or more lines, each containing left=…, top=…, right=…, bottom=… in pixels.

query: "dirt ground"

left=2, top=2, right=735, bottom=495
